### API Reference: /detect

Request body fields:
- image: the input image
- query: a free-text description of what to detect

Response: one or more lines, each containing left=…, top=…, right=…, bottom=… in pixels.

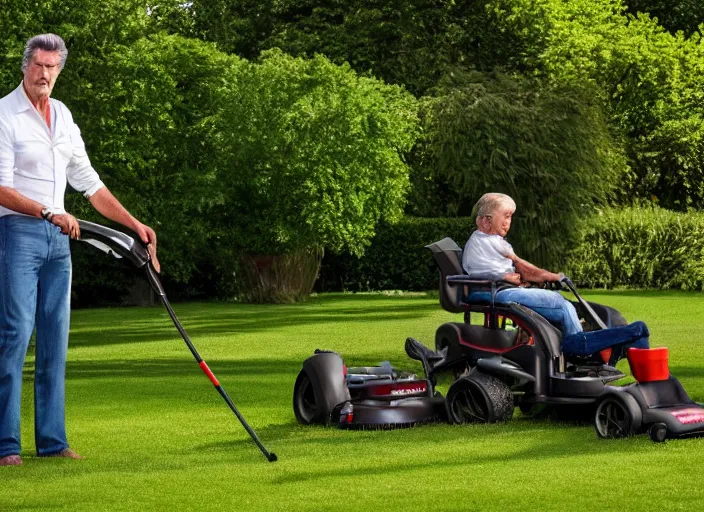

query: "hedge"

left=319, top=208, right=704, bottom=293
left=564, top=207, right=704, bottom=290
left=317, top=217, right=477, bottom=292
left=72, top=207, right=704, bottom=304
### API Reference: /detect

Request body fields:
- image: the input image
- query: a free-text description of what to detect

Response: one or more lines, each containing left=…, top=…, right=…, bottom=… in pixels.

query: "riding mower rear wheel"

left=446, top=371, right=514, bottom=424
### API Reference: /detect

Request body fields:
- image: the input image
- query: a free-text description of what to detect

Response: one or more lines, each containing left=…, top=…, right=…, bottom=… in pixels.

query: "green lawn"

left=2, top=291, right=704, bottom=511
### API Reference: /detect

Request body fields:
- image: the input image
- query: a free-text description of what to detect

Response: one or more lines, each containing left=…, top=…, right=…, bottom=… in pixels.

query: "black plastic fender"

left=575, top=301, right=628, bottom=329
left=293, top=351, right=351, bottom=426
left=476, top=356, right=535, bottom=386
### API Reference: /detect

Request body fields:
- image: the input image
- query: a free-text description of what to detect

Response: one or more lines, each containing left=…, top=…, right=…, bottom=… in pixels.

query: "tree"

left=208, top=49, right=419, bottom=300
left=414, top=71, right=626, bottom=267
left=65, top=34, right=241, bottom=284
left=625, top=0, right=704, bottom=37
left=487, top=0, right=704, bottom=209
left=168, top=0, right=514, bottom=96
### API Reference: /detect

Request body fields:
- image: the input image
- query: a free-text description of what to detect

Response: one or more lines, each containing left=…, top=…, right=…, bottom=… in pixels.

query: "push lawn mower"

left=294, top=237, right=704, bottom=442
left=76, top=220, right=277, bottom=462
left=293, top=344, right=447, bottom=430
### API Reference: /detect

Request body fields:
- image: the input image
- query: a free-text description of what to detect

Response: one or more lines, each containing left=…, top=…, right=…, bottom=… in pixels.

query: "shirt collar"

left=14, top=82, right=53, bottom=115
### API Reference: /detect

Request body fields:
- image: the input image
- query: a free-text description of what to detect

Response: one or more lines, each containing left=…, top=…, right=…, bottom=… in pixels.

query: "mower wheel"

left=293, top=352, right=350, bottom=426
left=292, top=369, right=347, bottom=425
left=648, top=422, right=668, bottom=443
left=293, top=370, right=319, bottom=425
left=445, top=372, right=514, bottom=424
left=594, top=393, right=642, bottom=439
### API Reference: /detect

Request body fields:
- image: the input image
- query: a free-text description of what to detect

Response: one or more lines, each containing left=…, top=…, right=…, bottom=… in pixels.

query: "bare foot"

left=0, top=455, right=22, bottom=466
left=42, top=448, right=84, bottom=459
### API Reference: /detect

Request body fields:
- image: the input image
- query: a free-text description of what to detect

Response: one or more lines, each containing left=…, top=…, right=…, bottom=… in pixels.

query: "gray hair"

left=22, top=34, right=68, bottom=72
left=472, top=193, right=516, bottom=220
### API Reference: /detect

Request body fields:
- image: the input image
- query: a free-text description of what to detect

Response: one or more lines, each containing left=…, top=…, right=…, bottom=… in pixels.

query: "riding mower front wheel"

left=594, top=393, right=642, bottom=439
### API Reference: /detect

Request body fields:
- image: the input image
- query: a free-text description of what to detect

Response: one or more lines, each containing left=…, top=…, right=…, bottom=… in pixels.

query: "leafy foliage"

left=411, top=71, right=625, bottom=267
left=564, top=207, right=704, bottom=290
left=625, top=0, right=704, bottom=37
left=488, top=0, right=704, bottom=210
left=209, top=49, right=419, bottom=257
left=4, top=0, right=704, bottom=299
left=318, top=216, right=476, bottom=292
left=65, top=34, right=240, bottom=283
left=175, top=0, right=704, bottom=212
left=169, top=0, right=517, bottom=96
left=2, top=3, right=420, bottom=301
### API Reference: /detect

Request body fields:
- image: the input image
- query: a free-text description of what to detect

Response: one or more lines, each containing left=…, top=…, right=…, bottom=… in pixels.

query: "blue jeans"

left=469, top=288, right=583, bottom=335
left=467, top=288, right=650, bottom=364
left=562, top=321, right=650, bottom=365
left=0, top=215, right=72, bottom=457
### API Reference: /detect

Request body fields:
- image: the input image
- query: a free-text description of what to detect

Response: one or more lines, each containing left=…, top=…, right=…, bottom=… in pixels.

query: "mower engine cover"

left=293, top=350, right=446, bottom=429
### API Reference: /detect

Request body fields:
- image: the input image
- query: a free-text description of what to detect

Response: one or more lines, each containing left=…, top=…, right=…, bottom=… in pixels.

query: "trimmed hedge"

left=564, top=207, right=704, bottom=290
left=317, top=217, right=476, bottom=292
left=319, top=208, right=704, bottom=293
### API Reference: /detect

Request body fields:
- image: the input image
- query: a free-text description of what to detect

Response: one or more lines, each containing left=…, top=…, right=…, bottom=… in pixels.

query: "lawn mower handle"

left=559, top=276, right=608, bottom=330
left=76, top=219, right=277, bottom=462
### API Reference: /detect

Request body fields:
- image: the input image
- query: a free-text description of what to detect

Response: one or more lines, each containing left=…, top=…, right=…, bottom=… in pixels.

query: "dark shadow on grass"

left=67, top=298, right=441, bottom=349
left=268, top=441, right=643, bottom=485
left=191, top=419, right=663, bottom=484
left=56, top=350, right=421, bottom=380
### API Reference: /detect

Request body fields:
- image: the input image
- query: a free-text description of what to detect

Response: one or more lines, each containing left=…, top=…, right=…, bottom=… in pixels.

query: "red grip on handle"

left=199, top=361, right=220, bottom=387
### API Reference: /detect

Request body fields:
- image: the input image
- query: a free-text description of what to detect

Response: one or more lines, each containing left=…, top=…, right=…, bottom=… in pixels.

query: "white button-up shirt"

left=0, top=83, right=104, bottom=217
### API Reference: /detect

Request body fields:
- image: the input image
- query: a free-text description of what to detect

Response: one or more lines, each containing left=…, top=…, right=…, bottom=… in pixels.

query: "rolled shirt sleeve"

left=62, top=104, right=104, bottom=198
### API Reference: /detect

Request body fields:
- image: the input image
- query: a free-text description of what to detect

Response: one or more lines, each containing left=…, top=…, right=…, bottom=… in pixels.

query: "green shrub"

left=179, top=0, right=505, bottom=97
left=625, top=0, right=704, bottom=37
left=318, top=216, right=476, bottom=292
left=210, top=49, right=419, bottom=258
left=60, top=34, right=243, bottom=305
left=564, top=206, right=704, bottom=290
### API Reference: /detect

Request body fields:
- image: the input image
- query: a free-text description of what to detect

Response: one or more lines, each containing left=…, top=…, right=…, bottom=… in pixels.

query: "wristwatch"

left=40, top=206, right=54, bottom=221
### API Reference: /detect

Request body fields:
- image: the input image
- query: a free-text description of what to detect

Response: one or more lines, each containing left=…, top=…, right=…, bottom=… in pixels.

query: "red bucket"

left=627, top=347, right=669, bottom=383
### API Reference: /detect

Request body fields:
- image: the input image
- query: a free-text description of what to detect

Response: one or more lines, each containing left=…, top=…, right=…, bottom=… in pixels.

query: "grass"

left=2, top=291, right=704, bottom=511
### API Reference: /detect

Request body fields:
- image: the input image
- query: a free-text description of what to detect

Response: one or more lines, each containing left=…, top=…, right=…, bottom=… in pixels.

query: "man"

left=462, top=192, right=649, bottom=363
left=0, top=34, right=159, bottom=466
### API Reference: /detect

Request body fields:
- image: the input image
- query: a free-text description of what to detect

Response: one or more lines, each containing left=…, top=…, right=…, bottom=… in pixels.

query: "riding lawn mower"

left=292, top=237, right=704, bottom=442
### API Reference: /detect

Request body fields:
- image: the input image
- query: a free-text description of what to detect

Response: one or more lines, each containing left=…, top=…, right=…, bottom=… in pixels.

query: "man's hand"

left=50, top=213, right=80, bottom=239
left=87, top=187, right=160, bottom=272
left=503, top=272, right=522, bottom=285
left=134, top=222, right=160, bottom=273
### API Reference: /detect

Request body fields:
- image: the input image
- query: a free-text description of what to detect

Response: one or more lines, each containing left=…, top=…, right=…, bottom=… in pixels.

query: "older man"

left=463, top=192, right=649, bottom=363
left=0, top=34, right=159, bottom=466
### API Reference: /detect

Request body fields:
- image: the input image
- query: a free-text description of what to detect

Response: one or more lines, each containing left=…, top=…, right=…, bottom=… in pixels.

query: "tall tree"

left=173, top=0, right=519, bottom=96
left=414, top=72, right=625, bottom=266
